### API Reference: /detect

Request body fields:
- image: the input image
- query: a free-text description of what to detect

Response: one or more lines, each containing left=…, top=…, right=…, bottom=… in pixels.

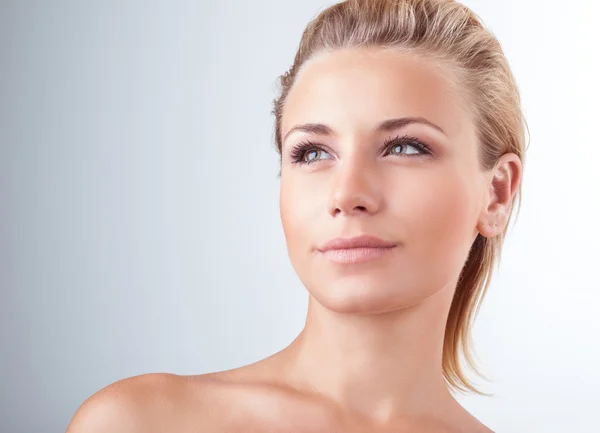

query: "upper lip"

left=318, top=235, right=397, bottom=252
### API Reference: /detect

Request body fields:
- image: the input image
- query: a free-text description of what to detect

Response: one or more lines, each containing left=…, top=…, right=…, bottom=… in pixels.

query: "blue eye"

left=383, top=135, right=432, bottom=157
left=388, top=142, right=421, bottom=156
left=305, top=148, right=329, bottom=163
left=290, top=142, right=333, bottom=165
left=288, top=134, right=432, bottom=166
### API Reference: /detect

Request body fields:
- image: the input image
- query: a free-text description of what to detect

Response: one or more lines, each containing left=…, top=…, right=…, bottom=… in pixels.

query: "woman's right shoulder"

left=66, top=372, right=225, bottom=433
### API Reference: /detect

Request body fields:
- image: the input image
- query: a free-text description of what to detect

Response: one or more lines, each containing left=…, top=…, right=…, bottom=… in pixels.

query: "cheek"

left=279, top=174, right=320, bottom=257
left=398, top=168, right=478, bottom=270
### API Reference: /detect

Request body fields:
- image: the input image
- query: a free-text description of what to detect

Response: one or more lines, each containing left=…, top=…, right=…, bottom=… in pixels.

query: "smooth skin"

left=67, top=47, right=521, bottom=433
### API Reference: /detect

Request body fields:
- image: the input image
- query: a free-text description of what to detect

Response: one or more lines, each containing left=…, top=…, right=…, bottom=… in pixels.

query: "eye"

left=305, top=148, right=329, bottom=163
left=383, top=135, right=432, bottom=157
left=288, top=135, right=432, bottom=166
left=388, top=143, right=419, bottom=156
left=289, top=141, right=333, bottom=165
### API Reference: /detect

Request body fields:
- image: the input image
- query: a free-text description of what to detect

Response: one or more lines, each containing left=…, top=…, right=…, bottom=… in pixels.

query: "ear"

left=477, top=153, right=523, bottom=238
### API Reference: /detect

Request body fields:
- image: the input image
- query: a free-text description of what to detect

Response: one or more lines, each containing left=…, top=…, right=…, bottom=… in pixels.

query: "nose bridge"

left=328, top=147, right=381, bottom=216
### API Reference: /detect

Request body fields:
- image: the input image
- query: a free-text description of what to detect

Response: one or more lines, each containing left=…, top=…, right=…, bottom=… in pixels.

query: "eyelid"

left=380, top=134, right=433, bottom=156
left=288, top=134, right=433, bottom=165
left=289, top=139, right=336, bottom=163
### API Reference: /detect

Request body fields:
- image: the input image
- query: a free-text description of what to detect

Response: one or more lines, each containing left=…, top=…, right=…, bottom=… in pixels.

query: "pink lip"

left=317, top=235, right=397, bottom=264
left=318, top=235, right=397, bottom=251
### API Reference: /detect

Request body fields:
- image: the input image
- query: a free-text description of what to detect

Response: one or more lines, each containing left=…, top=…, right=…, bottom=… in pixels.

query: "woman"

left=67, top=0, right=524, bottom=431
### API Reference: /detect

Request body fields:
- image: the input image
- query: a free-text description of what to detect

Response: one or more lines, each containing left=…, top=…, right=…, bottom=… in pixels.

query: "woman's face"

left=279, top=47, right=490, bottom=314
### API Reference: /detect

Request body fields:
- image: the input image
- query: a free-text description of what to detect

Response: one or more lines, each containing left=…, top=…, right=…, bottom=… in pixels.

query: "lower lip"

left=319, top=247, right=396, bottom=264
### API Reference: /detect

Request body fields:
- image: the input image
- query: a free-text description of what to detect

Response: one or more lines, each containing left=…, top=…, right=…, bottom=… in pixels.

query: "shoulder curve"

left=66, top=373, right=188, bottom=433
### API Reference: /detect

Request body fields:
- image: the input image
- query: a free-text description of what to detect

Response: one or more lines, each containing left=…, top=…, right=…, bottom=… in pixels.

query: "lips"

left=318, top=234, right=397, bottom=252
left=316, top=235, right=397, bottom=265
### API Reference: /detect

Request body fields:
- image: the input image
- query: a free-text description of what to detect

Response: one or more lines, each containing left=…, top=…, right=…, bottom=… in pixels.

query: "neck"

left=280, top=280, right=462, bottom=426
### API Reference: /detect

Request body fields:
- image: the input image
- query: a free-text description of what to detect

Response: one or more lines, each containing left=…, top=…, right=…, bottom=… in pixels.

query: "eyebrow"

left=282, top=116, right=446, bottom=146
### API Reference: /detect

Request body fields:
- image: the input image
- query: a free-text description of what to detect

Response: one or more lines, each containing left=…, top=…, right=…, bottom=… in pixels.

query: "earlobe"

left=477, top=219, right=499, bottom=238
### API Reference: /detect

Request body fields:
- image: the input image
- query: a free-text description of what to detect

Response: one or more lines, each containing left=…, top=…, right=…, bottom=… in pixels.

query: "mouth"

left=319, top=246, right=396, bottom=264
left=317, top=235, right=397, bottom=264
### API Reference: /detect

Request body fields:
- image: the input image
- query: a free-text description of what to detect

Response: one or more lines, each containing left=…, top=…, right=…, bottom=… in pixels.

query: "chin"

left=307, top=276, right=426, bottom=315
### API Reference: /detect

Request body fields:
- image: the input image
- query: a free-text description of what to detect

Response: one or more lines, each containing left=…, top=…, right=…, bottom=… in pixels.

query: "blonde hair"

left=271, top=0, right=527, bottom=397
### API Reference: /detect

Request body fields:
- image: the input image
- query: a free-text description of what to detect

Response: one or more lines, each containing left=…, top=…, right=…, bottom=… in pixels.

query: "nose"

left=327, top=157, right=383, bottom=217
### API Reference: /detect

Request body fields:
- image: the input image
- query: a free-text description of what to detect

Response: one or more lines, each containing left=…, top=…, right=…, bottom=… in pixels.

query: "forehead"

left=281, top=47, right=474, bottom=141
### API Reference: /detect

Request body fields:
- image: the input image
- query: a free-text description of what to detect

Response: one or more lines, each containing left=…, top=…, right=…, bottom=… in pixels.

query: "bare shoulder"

left=66, top=372, right=224, bottom=433
left=65, top=366, right=344, bottom=433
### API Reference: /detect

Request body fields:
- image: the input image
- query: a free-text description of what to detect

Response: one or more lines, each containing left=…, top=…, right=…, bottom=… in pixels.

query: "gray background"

left=2, top=1, right=599, bottom=432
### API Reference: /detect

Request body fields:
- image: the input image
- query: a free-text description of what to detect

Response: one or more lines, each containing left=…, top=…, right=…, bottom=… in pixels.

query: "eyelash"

left=289, top=134, right=433, bottom=165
